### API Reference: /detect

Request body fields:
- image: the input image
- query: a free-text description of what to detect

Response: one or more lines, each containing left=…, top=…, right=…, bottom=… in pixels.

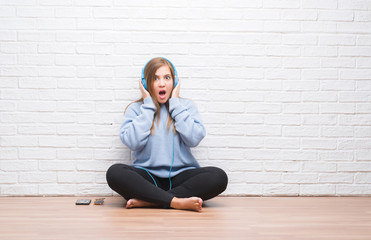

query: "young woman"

left=106, top=57, right=228, bottom=212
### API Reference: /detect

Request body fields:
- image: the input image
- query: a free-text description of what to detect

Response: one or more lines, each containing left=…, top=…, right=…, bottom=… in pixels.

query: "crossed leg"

left=106, top=164, right=227, bottom=212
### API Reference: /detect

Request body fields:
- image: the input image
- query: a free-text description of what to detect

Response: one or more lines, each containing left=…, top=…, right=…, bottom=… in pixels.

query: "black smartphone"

left=75, top=199, right=91, bottom=205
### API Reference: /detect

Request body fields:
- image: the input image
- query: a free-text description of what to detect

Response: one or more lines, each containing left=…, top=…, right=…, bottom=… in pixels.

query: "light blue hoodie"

left=120, top=97, right=206, bottom=178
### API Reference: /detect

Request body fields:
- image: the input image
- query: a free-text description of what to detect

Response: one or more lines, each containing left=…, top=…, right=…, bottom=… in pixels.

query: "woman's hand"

left=139, top=79, right=150, bottom=99
left=171, top=79, right=181, bottom=98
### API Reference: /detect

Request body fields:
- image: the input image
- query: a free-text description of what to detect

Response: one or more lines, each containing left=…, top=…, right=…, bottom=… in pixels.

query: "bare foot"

left=170, top=197, right=203, bottom=212
left=126, top=199, right=159, bottom=209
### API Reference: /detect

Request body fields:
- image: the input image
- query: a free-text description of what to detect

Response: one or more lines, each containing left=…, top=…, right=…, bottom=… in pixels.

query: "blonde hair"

left=128, top=57, right=177, bottom=134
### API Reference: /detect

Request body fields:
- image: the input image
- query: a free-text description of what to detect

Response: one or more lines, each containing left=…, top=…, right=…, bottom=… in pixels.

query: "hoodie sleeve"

left=169, top=98, right=206, bottom=147
left=119, top=97, right=156, bottom=151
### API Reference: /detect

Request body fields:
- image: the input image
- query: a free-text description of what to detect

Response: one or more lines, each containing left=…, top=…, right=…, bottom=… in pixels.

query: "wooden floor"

left=0, top=197, right=371, bottom=240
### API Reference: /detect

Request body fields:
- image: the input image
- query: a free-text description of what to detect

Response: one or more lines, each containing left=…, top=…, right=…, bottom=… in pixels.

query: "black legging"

left=106, top=163, right=228, bottom=208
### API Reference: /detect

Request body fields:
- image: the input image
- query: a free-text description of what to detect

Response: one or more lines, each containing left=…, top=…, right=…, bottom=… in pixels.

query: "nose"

left=159, top=78, right=166, bottom=86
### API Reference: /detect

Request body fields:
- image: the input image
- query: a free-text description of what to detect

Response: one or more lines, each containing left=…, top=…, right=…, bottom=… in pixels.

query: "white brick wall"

left=1, top=0, right=371, bottom=196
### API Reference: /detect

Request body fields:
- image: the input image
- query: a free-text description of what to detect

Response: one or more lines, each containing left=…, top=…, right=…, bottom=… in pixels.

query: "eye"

left=165, top=76, right=171, bottom=80
left=154, top=76, right=159, bottom=80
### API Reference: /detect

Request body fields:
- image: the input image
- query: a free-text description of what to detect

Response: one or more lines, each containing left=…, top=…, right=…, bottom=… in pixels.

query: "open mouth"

left=159, top=90, right=166, bottom=100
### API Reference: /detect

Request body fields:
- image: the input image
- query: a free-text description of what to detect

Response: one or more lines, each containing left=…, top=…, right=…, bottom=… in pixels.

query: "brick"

left=356, top=104, right=371, bottom=113
left=279, top=150, right=317, bottom=161
left=357, top=58, right=371, bottom=68
left=57, top=149, right=93, bottom=160
left=77, top=137, right=113, bottom=148
left=39, top=136, right=76, bottom=147
left=265, top=138, right=300, bottom=149
left=57, top=125, right=95, bottom=135
left=338, top=163, right=371, bottom=172
left=76, top=44, right=112, bottom=54
left=341, top=69, right=371, bottom=80
left=0, top=31, right=16, bottom=41
left=282, top=126, right=319, bottom=137
left=302, top=139, right=337, bottom=150
left=19, top=148, right=56, bottom=160
left=319, top=173, right=354, bottom=183
left=339, top=115, right=371, bottom=126
left=0, top=54, right=16, bottom=65
left=320, top=103, right=355, bottom=114
left=0, top=172, right=17, bottom=183
left=264, top=115, right=301, bottom=125
left=0, top=101, right=15, bottom=111
left=282, top=173, right=318, bottom=183
left=39, top=184, right=76, bottom=195
left=282, top=34, right=318, bottom=45
left=319, top=151, right=354, bottom=161
left=18, top=101, right=56, bottom=112
left=57, top=172, right=96, bottom=183
left=320, top=127, right=354, bottom=137
left=57, top=101, right=94, bottom=112
left=246, top=81, right=281, bottom=91
left=76, top=160, right=112, bottom=171
left=208, top=148, right=245, bottom=160
left=56, top=32, right=93, bottom=42
left=19, top=172, right=56, bottom=183
left=321, top=80, right=355, bottom=91
left=18, top=55, right=54, bottom=66
left=0, top=160, right=38, bottom=171
left=244, top=150, right=280, bottom=160
left=1, top=185, right=38, bottom=196
left=55, top=7, right=91, bottom=18
left=355, top=173, right=371, bottom=184
left=264, top=184, right=299, bottom=196
left=208, top=102, right=244, bottom=113
left=302, top=46, right=337, bottom=57
left=225, top=184, right=262, bottom=196
left=357, top=36, right=371, bottom=46
left=339, top=0, right=371, bottom=10
left=355, top=127, right=371, bottom=137
left=265, top=69, right=301, bottom=80
left=340, top=92, right=371, bottom=102
left=1, top=136, right=38, bottom=147
left=264, top=161, right=301, bottom=172
left=0, top=19, right=36, bottom=30
left=39, top=160, right=76, bottom=171
left=318, top=10, right=354, bottom=21
left=339, top=47, right=371, bottom=57
left=245, top=103, right=281, bottom=114
left=246, top=173, right=282, bottom=183
left=283, top=103, right=319, bottom=114
left=19, top=78, right=57, bottom=89
left=17, top=7, right=54, bottom=17
left=336, top=185, right=371, bottom=195
left=283, top=81, right=319, bottom=91
left=355, top=11, right=371, bottom=22
left=245, top=126, right=281, bottom=136
left=302, top=0, right=337, bottom=9
left=303, top=162, right=337, bottom=172
left=0, top=125, right=16, bottom=135
left=300, top=185, right=335, bottom=196
left=302, top=92, right=337, bottom=102
left=56, top=55, right=94, bottom=66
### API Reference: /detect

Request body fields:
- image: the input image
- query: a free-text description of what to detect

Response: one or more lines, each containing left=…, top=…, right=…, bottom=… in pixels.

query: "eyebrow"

left=155, top=74, right=171, bottom=78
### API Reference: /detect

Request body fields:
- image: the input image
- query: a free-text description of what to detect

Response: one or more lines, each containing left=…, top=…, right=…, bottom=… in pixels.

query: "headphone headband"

left=141, top=57, right=178, bottom=90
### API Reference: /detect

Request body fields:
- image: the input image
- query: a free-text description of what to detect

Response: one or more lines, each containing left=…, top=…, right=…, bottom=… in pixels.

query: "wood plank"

left=0, top=197, right=371, bottom=239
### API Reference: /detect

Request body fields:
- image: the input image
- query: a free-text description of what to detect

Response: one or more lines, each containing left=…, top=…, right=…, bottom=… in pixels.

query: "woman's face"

left=152, top=65, right=174, bottom=104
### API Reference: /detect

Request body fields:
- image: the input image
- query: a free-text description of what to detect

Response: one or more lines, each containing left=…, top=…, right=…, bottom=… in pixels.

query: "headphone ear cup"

left=141, top=77, right=147, bottom=90
left=141, top=64, right=147, bottom=90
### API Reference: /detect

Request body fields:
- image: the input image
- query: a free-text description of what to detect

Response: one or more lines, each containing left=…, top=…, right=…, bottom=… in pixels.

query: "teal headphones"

left=141, top=57, right=179, bottom=90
